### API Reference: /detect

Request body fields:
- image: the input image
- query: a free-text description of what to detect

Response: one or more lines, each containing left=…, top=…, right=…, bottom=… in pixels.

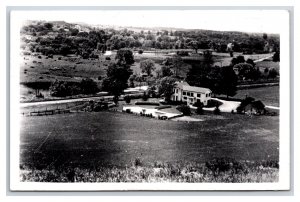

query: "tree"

left=171, top=55, right=185, bottom=77
left=219, top=66, right=238, bottom=98
left=142, top=91, right=149, bottom=101
left=140, top=59, right=155, bottom=76
left=236, top=55, right=245, bottom=64
left=43, top=22, right=53, bottom=30
left=188, top=40, right=199, bottom=53
left=49, top=80, right=69, bottom=97
left=213, top=105, right=221, bottom=115
left=194, top=102, right=204, bottom=115
left=233, top=63, right=253, bottom=80
left=128, top=74, right=136, bottom=88
left=80, top=78, right=99, bottom=95
left=157, top=77, right=177, bottom=102
left=124, top=95, right=131, bottom=104
left=263, top=33, right=268, bottom=40
left=102, top=63, right=133, bottom=103
left=177, top=105, right=191, bottom=116
left=186, top=63, right=218, bottom=91
left=273, top=51, right=280, bottom=62
left=115, top=48, right=135, bottom=66
left=159, top=66, right=173, bottom=78
left=268, top=68, right=278, bottom=80
left=246, top=58, right=255, bottom=67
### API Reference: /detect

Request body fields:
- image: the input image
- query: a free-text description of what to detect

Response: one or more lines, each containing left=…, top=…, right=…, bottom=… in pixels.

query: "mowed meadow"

left=20, top=110, right=279, bottom=182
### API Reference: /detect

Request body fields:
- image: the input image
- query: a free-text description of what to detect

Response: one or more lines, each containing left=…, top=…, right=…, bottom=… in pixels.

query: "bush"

left=135, top=101, right=159, bottom=106
left=138, top=49, right=143, bottom=54
left=133, top=158, right=143, bottom=167
left=105, top=56, right=111, bottom=60
left=155, top=105, right=171, bottom=110
left=142, top=92, right=149, bottom=101
left=236, top=96, right=255, bottom=114
left=124, top=96, right=131, bottom=104
left=206, top=99, right=222, bottom=108
left=213, top=105, right=221, bottom=115
left=176, top=51, right=189, bottom=56
left=193, top=101, right=204, bottom=115
left=176, top=104, right=191, bottom=116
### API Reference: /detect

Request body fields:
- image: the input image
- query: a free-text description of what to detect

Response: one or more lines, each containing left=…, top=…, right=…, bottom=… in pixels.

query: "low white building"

left=122, top=106, right=182, bottom=119
left=171, top=81, right=212, bottom=106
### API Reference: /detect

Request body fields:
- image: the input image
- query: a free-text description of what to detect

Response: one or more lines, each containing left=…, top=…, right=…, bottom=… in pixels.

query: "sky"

left=15, top=10, right=288, bottom=34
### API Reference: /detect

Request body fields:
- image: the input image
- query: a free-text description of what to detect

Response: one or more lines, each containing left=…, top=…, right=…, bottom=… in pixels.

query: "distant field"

left=256, top=60, right=280, bottom=71
left=20, top=111, right=279, bottom=169
left=20, top=54, right=112, bottom=83
left=235, top=86, right=279, bottom=107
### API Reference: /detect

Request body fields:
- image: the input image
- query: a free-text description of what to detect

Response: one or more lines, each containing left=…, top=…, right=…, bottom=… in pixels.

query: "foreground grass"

left=20, top=159, right=278, bottom=183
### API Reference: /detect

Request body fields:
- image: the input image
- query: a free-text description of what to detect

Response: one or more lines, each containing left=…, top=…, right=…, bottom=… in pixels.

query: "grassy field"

left=20, top=159, right=279, bottom=182
left=20, top=111, right=279, bottom=171
left=256, top=60, right=280, bottom=71
left=234, top=86, right=279, bottom=107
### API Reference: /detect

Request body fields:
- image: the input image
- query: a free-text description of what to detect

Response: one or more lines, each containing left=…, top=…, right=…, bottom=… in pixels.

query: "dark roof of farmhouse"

left=175, top=81, right=211, bottom=93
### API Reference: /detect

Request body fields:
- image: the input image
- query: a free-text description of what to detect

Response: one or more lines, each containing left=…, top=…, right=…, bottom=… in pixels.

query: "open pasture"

left=20, top=111, right=279, bottom=169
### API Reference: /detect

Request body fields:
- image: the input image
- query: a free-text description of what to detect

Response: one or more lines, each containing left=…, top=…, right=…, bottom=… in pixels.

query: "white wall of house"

left=172, top=87, right=183, bottom=102
left=171, top=89, right=211, bottom=106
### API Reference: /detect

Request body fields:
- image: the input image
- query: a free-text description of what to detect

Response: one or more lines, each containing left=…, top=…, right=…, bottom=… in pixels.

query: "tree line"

left=21, top=21, right=280, bottom=60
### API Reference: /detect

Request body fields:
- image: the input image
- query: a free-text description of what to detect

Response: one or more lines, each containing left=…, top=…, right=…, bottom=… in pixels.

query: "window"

left=183, top=91, right=186, bottom=95
left=187, top=92, right=190, bottom=96
left=176, top=89, right=178, bottom=93
left=183, top=96, right=187, bottom=100
left=197, top=93, right=200, bottom=97
left=206, top=94, right=208, bottom=97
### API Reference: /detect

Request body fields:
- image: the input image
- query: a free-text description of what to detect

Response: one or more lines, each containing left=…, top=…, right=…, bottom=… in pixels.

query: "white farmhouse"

left=171, top=81, right=212, bottom=106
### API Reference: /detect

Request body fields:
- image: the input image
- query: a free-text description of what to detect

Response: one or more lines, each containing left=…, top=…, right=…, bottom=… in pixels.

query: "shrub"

left=155, top=105, right=171, bottom=110
left=142, top=92, right=149, bottom=101
left=133, top=158, right=143, bottom=167
left=213, top=105, right=221, bottom=115
left=176, top=104, right=191, bottom=116
left=206, top=99, right=222, bottom=108
left=124, top=96, right=131, bottom=104
left=236, top=96, right=255, bottom=114
left=176, top=50, right=189, bottom=56
left=138, top=49, right=143, bottom=54
left=135, top=101, right=159, bottom=106
left=105, top=56, right=111, bottom=60
left=58, top=57, right=62, bottom=60
left=38, top=55, right=42, bottom=59
left=206, top=157, right=244, bottom=173
left=196, top=105, right=204, bottom=115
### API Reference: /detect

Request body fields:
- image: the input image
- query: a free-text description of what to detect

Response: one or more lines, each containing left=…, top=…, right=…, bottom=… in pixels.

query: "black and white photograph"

left=9, top=9, right=290, bottom=191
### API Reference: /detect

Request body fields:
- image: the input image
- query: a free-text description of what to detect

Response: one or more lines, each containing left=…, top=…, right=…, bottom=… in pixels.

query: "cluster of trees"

left=101, top=49, right=134, bottom=103
left=50, top=78, right=98, bottom=97
left=231, top=55, right=278, bottom=81
left=21, top=21, right=280, bottom=60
